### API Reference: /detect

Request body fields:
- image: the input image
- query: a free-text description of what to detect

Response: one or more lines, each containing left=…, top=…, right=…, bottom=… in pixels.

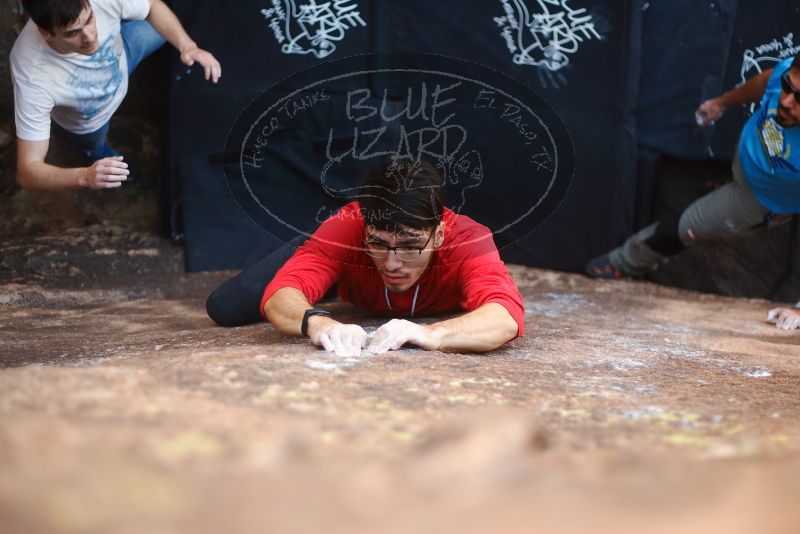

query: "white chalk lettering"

left=243, top=116, right=281, bottom=169
left=740, top=32, right=800, bottom=113
left=261, top=0, right=367, bottom=60
left=495, top=0, right=602, bottom=73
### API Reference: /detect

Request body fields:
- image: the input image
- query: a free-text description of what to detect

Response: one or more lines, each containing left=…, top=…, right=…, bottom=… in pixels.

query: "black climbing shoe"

left=584, top=253, right=624, bottom=280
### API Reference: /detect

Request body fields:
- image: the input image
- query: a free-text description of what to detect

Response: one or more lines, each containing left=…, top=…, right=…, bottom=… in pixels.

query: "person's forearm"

left=719, top=69, right=772, bottom=108
left=17, top=161, right=85, bottom=192
left=263, top=287, right=338, bottom=336
left=146, top=0, right=196, bottom=54
left=425, top=303, right=519, bottom=352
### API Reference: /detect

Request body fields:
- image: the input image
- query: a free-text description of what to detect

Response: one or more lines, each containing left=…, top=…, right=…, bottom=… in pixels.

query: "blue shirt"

left=739, top=58, right=800, bottom=214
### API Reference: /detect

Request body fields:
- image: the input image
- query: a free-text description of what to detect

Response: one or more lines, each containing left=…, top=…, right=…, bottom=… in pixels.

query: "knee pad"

left=645, top=212, right=686, bottom=257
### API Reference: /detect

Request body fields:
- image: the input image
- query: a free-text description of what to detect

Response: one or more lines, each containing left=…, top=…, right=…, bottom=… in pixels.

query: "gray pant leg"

left=677, top=154, right=770, bottom=242
left=610, top=153, right=770, bottom=276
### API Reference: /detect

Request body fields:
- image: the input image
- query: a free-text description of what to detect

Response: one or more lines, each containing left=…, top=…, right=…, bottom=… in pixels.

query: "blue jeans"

left=67, top=20, right=166, bottom=162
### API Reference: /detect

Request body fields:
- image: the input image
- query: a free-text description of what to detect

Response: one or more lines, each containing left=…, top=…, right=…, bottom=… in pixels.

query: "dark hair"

left=358, top=158, right=445, bottom=233
left=793, top=52, right=800, bottom=71
left=22, top=0, right=89, bottom=33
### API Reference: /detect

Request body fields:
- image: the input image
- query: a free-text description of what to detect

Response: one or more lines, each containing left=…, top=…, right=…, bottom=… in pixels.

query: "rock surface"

left=1, top=226, right=799, bottom=534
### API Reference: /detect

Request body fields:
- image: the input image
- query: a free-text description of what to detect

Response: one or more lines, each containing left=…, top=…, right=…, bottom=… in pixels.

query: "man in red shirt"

left=207, top=159, right=524, bottom=356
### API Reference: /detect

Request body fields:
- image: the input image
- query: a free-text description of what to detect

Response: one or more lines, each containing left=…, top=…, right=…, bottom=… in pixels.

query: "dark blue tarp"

left=167, top=0, right=641, bottom=272
left=636, top=0, right=738, bottom=160
left=637, top=0, right=800, bottom=162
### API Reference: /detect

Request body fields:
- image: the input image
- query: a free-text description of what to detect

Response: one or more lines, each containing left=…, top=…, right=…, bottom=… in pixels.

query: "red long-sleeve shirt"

left=261, top=202, right=525, bottom=336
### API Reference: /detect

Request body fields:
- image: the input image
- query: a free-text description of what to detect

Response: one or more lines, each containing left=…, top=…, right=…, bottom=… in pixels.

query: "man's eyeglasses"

left=781, top=70, right=800, bottom=104
left=363, top=230, right=435, bottom=262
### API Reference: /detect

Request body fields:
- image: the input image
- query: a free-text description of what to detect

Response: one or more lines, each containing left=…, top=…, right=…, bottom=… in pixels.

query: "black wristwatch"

left=301, top=308, right=332, bottom=337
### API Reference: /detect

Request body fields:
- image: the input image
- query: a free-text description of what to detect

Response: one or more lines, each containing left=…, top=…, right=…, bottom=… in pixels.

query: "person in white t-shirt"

left=11, top=0, right=222, bottom=192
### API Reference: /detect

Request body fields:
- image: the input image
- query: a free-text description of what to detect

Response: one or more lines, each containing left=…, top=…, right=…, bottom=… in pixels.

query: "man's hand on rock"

left=80, top=156, right=129, bottom=189
left=309, top=319, right=368, bottom=357
left=367, top=319, right=442, bottom=354
left=767, top=307, right=800, bottom=330
left=695, top=98, right=726, bottom=127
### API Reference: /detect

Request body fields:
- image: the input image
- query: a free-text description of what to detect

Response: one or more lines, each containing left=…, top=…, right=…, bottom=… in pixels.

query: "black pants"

left=205, top=235, right=305, bottom=327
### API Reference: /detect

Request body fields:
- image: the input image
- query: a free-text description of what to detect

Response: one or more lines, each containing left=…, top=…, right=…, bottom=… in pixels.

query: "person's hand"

left=180, top=44, right=222, bottom=83
left=309, top=321, right=368, bottom=357
left=695, top=97, right=726, bottom=127
left=367, top=319, right=442, bottom=354
left=767, top=307, right=800, bottom=330
left=80, top=156, right=129, bottom=189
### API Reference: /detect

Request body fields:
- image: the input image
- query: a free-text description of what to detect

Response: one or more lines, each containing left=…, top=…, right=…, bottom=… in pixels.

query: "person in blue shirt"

left=586, top=53, right=800, bottom=331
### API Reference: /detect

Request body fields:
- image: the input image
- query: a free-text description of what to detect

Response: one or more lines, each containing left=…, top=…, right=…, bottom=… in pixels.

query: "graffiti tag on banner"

left=261, top=0, right=366, bottom=59
left=494, top=0, right=601, bottom=72
left=740, top=32, right=800, bottom=114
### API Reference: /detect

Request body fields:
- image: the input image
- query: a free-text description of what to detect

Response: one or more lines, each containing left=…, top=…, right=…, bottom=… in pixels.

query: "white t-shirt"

left=10, top=0, right=151, bottom=140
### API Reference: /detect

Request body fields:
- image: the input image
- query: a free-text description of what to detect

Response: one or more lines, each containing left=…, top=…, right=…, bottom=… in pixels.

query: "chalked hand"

left=311, top=322, right=368, bottom=357
left=367, top=319, right=440, bottom=354
left=695, top=98, right=725, bottom=127
left=766, top=307, right=800, bottom=330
